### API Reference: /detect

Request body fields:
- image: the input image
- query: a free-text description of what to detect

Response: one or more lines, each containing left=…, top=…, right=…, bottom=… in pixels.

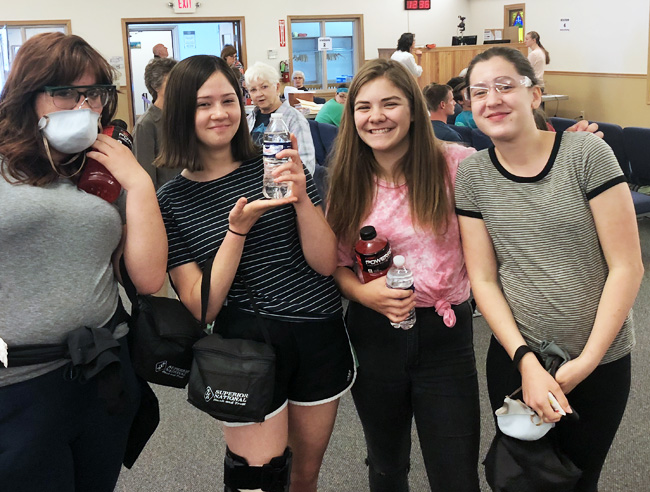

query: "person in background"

left=315, top=83, right=348, bottom=127
left=133, top=57, right=179, bottom=190
left=455, top=46, right=641, bottom=492
left=446, top=76, right=465, bottom=124
left=245, top=61, right=316, bottom=175
left=292, top=70, right=310, bottom=91
left=152, top=43, right=169, bottom=58
left=221, top=44, right=248, bottom=100
left=422, top=83, right=463, bottom=143
left=390, top=32, right=423, bottom=78
left=525, top=31, right=550, bottom=91
left=154, top=54, right=354, bottom=492
left=454, top=88, right=477, bottom=129
left=0, top=32, right=166, bottom=492
left=327, top=58, right=481, bottom=492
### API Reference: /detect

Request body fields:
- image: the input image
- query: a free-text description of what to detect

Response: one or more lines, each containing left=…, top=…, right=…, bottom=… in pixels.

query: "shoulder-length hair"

left=327, top=58, right=452, bottom=247
left=0, top=32, right=117, bottom=186
left=396, top=33, right=415, bottom=52
left=155, top=55, right=258, bottom=171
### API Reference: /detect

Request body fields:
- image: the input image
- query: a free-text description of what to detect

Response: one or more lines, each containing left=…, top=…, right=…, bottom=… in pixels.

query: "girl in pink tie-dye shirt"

left=326, top=58, right=480, bottom=492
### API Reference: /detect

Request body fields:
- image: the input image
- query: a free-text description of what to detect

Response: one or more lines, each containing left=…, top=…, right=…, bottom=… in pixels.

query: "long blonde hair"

left=327, top=58, right=452, bottom=247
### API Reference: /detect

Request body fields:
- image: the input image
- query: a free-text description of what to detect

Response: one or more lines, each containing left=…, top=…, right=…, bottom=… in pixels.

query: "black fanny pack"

left=186, top=263, right=276, bottom=423
left=119, top=256, right=207, bottom=389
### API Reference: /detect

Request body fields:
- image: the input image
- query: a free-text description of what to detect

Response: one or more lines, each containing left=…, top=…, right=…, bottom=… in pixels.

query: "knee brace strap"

left=224, top=447, right=292, bottom=492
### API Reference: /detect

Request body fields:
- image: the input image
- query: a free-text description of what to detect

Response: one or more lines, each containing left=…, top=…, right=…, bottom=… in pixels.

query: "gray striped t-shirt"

left=455, top=131, right=634, bottom=364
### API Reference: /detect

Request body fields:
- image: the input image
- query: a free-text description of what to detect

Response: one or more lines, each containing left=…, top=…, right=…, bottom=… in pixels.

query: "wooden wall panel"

left=378, top=43, right=526, bottom=88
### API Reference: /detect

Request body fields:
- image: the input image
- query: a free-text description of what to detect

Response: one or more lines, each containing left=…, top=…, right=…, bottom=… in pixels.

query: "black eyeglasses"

left=41, top=85, right=116, bottom=110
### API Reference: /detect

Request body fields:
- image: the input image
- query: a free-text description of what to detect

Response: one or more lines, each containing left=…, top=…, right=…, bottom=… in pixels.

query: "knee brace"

left=224, top=447, right=292, bottom=492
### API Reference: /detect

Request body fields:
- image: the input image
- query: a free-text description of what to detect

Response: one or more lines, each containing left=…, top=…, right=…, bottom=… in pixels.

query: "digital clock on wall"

left=405, top=0, right=431, bottom=10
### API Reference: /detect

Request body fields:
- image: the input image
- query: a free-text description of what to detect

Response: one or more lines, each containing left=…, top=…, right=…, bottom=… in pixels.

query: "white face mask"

left=38, top=108, right=100, bottom=154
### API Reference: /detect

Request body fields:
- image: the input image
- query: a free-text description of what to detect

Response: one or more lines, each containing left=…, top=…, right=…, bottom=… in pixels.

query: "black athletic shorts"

left=215, top=305, right=356, bottom=425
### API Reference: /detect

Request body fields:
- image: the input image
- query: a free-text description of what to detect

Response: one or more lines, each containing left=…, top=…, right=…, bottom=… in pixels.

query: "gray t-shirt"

left=454, top=131, right=634, bottom=363
left=0, top=170, right=123, bottom=386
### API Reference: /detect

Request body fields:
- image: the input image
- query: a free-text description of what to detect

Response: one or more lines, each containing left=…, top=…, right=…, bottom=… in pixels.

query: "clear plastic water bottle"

left=262, top=113, right=292, bottom=199
left=386, top=255, right=416, bottom=330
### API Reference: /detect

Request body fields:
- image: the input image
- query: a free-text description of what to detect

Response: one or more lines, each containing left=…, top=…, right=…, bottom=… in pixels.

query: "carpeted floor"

left=116, top=218, right=650, bottom=491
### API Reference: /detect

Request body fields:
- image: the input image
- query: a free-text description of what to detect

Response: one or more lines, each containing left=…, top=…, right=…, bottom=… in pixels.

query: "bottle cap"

left=359, top=225, right=377, bottom=240
left=393, top=255, right=405, bottom=267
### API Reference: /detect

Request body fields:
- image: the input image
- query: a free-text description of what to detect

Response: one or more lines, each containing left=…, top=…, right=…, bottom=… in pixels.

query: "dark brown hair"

left=465, top=46, right=539, bottom=93
left=327, top=58, right=451, bottom=247
left=154, top=55, right=258, bottom=171
left=0, top=32, right=117, bottom=185
left=220, top=44, right=237, bottom=59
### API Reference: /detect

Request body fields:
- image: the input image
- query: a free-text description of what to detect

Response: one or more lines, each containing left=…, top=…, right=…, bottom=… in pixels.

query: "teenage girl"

left=0, top=33, right=166, bottom=492
left=154, top=55, right=354, bottom=492
left=524, top=31, right=550, bottom=90
left=455, top=46, right=642, bottom=492
left=327, top=58, right=480, bottom=492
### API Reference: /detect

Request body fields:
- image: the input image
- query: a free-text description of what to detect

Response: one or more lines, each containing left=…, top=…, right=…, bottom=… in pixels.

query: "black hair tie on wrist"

left=512, top=345, right=533, bottom=372
left=228, top=227, right=247, bottom=237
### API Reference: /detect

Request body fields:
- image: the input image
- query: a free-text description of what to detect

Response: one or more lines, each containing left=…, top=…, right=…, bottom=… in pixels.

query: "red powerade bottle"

left=354, top=225, right=393, bottom=283
left=77, top=119, right=133, bottom=203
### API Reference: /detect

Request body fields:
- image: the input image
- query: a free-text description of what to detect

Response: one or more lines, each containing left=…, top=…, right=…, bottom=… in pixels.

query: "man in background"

left=422, top=83, right=463, bottom=143
left=152, top=43, right=169, bottom=58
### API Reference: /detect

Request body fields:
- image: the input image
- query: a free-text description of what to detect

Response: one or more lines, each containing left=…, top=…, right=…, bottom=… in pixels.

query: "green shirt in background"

left=315, top=98, right=344, bottom=127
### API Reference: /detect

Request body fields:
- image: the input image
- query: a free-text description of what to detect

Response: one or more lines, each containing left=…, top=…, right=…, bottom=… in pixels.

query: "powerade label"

left=356, top=244, right=392, bottom=276
left=263, top=141, right=291, bottom=158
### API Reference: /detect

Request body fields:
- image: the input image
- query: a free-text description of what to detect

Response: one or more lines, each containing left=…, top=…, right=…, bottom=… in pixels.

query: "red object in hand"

left=355, top=225, right=393, bottom=283
left=77, top=120, right=132, bottom=203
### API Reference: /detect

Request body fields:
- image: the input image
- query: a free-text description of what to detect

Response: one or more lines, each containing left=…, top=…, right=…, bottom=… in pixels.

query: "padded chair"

left=452, top=125, right=493, bottom=151
left=307, top=120, right=339, bottom=202
left=623, top=127, right=650, bottom=186
left=549, top=117, right=577, bottom=133
left=590, top=121, right=629, bottom=177
left=308, top=119, right=338, bottom=167
left=452, top=125, right=474, bottom=147
left=622, top=126, right=650, bottom=217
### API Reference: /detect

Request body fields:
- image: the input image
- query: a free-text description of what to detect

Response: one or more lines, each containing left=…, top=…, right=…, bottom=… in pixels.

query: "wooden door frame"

left=121, top=16, right=247, bottom=128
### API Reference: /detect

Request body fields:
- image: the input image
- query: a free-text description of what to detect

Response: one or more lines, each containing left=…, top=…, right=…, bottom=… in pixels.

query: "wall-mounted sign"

left=173, top=0, right=196, bottom=14
left=279, top=20, right=286, bottom=47
left=318, top=37, right=332, bottom=51
left=560, top=18, right=571, bottom=32
left=405, top=0, right=431, bottom=10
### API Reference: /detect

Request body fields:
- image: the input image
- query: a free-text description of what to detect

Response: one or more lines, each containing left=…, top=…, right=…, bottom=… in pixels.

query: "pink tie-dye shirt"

left=337, top=143, right=476, bottom=326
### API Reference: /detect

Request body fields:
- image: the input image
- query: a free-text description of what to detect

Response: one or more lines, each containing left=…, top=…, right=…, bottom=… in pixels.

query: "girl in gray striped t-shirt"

left=455, top=47, right=642, bottom=492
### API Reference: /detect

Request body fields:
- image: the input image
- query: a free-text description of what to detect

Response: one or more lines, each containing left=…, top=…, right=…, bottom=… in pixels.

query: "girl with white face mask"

left=0, top=32, right=167, bottom=492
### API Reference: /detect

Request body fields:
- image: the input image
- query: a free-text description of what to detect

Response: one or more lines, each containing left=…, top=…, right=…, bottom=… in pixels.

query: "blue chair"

left=623, top=127, right=650, bottom=186
left=590, top=121, right=629, bottom=177
left=622, top=126, right=650, bottom=217
left=549, top=117, right=577, bottom=133
left=307, top=120, right=339, bottom=201
left=452, top=125, right=474, bottom=147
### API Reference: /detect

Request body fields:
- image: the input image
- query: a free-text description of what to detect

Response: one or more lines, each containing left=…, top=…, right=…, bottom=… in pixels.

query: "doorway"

left=122, top=17, right=246, bottom=127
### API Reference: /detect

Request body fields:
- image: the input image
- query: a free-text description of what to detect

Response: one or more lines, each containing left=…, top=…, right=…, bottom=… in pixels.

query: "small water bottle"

left=386, top=255, right=416, bottom=330
left=262, top=113, right=292, bottom=199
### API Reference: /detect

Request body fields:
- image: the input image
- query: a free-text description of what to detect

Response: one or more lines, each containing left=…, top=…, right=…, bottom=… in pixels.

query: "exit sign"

left=405, top=0, right=431, bottom=10
left=173, top=0, right=196, bottom=13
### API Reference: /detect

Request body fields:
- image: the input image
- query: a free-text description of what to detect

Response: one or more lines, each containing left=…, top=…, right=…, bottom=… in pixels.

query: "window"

left=288, top=15, right=364, bottom=90
left=0, top=21, right=70, bottom=93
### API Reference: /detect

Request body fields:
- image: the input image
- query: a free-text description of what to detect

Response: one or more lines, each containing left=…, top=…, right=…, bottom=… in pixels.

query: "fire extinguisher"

left=280, top=60, right=290, bottom=83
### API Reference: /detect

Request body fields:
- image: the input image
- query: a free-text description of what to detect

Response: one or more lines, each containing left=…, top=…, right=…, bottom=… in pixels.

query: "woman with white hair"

left=292, top=70, right=309, bottom=91
left=245, top=62, right=316, bottom=175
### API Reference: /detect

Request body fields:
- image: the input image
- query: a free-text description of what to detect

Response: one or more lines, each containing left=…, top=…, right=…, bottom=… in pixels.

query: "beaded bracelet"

left=228, top=227, right=247, bottom=237
left=512, top=345, right=533, bottom=372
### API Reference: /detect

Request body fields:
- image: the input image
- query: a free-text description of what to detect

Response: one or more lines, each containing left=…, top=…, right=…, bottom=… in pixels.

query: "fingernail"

left=566, top=406, right=573, bottom=414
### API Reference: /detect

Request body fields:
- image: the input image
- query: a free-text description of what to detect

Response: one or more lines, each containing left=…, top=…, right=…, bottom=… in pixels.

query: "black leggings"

left=486, top=337, right=631, bottom=492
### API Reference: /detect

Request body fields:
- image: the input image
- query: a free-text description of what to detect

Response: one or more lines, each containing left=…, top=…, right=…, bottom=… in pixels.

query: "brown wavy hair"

left=154, top=55, right=258, bottom=171
left=326, top=58, right=451, bottom=247
left=0, top=32, right=117, bottom=186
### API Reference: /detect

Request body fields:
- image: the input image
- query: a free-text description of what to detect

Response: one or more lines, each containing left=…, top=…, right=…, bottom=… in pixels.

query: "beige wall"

left=545, top=73, right=650, bottom=127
